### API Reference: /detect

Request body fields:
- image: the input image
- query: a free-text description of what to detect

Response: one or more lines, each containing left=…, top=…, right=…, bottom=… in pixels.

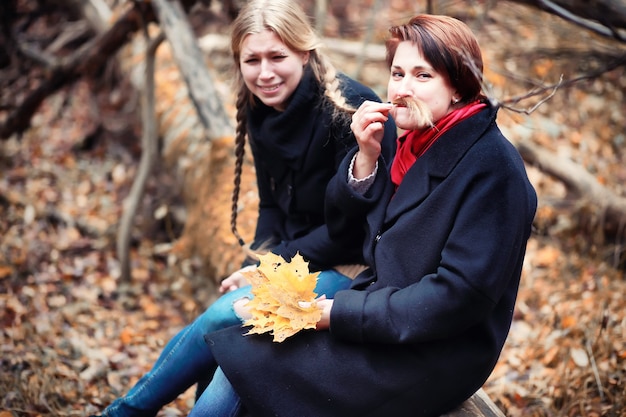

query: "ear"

left=302, top=51, right=310, bottom=66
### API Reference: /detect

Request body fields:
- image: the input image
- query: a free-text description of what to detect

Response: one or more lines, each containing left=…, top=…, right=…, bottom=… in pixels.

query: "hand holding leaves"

left=241, top=252, right=321, bottom=342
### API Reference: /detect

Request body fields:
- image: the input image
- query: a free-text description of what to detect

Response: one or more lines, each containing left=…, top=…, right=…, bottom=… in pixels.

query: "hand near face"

left=350, top=101, right=393, bottom=179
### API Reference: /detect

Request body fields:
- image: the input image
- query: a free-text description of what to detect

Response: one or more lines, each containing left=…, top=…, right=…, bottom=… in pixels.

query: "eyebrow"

left=391, top=64, right=434, bottom=72
left=242, top=48, right=288, bottom=57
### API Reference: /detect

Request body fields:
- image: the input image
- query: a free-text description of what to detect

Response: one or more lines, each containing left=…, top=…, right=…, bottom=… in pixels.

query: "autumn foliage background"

left=1, top=0, right=625, bottom=416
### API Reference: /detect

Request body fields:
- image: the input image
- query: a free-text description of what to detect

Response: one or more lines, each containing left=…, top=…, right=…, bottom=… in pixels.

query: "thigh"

left=197, top=285, right=254, bottom=330
left=313, top=269, right=352, bottom=298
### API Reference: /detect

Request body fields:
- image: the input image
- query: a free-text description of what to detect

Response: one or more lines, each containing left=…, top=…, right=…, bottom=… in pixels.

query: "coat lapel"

left=384, top=105, right=497, bottom=222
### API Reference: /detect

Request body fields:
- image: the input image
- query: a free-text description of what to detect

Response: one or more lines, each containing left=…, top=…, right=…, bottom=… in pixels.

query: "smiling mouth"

left=259, top=84, right=281, bottom=93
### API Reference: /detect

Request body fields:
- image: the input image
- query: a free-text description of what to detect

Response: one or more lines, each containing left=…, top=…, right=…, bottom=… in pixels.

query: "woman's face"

left=387, top=41, right=457, bottom=130
left=239, top=29, right=310, bottom=111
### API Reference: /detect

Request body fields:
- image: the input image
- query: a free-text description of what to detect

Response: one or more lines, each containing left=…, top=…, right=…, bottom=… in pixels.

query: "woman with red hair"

left=197, top=14, right=537, bottom=417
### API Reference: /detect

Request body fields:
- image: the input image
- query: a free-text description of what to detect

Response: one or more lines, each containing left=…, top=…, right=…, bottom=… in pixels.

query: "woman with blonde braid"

left=90, top=1, right=396, bottom=416
left=197, top=13, right=536, bottom=417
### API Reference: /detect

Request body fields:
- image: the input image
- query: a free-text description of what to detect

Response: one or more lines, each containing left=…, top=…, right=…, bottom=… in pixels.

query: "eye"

left=415, top=72, right=432, bottom=79
left=243, top=58, right=259, bottom=64
left=391, top=70, right=404, bottom=80
left=272, top=55, right=287, bottom=61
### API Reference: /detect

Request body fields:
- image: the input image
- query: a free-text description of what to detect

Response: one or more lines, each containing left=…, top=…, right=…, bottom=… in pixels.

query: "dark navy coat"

left=246, top=69, right=396, bottom=270
left=208, top=104, right=537, bottom=416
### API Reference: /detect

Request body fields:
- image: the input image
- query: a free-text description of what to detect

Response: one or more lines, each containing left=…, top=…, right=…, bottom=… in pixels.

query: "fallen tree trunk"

left=443, top=388, right=506, bottom=417
left=518, top=138, right=626, bottom=243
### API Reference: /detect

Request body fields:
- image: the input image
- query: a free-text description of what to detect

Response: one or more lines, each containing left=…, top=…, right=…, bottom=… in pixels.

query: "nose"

left=259, top=59, right=273, bottom=80
left=397, top=77, right=415, bottom=96
left=391, top=77, right=415, bottom=101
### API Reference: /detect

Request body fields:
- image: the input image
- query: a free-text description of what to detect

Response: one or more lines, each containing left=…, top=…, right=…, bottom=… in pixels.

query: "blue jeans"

left=188, top=367, right=244, bottom=417
left=101, top=269, right=351, bottom=417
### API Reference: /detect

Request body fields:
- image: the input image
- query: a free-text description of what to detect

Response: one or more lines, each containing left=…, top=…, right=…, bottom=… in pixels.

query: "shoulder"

left=337, top=73, right=383, bottom=107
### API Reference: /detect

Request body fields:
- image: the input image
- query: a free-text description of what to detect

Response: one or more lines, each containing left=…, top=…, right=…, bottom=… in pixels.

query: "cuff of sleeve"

left=347, top=153, right=377, bottom=194
left=329, top=289, right=367, bottom=342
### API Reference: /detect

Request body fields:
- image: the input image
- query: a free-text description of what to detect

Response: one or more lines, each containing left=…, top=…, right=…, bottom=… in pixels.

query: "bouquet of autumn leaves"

left=241, top=252, right=322, bottom=343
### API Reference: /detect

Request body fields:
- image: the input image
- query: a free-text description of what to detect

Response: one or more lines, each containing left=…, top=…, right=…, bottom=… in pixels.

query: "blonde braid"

left=309, top=50, right=355, bottom=124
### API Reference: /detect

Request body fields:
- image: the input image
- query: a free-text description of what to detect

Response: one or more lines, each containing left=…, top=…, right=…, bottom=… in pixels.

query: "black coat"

left=246, top=69, right=396, bottom=270
left=208, top=104, right=537, bottom=417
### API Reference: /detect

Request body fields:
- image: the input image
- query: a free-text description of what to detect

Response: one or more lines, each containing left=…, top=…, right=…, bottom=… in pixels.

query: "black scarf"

left=246, top=68, right=327, bottom=182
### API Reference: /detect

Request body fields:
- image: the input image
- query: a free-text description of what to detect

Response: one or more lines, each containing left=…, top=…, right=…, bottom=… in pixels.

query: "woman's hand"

left=233, top=297, right=252, bottom=321
left=219, top=265, right=256, bottom=293
left=298, top=295, right=333, bottom=330
left=350, top=101, right=393, bottom=179
left=315, top=297, right=333, bottom=330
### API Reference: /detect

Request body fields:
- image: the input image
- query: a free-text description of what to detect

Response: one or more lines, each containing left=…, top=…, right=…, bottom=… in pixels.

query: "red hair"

left=386, top=15, right=484, bottom=104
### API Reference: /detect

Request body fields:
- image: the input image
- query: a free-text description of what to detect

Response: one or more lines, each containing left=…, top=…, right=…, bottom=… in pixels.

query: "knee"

left=196, top=294, right=242, bottom=332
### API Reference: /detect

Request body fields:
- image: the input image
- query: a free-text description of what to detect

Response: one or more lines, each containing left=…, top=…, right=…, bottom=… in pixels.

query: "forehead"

left=391, top=41, right=431, bottom=68
left=241, top=29, right=288, bottom=55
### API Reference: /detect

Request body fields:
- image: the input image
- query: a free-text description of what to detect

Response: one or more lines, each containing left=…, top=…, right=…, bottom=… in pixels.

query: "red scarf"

left=390, top=101, right=487, bottom=188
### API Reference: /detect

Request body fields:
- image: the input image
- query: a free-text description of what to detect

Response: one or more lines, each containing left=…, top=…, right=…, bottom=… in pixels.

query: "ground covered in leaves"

left=1, top=1, right=626, bottom=416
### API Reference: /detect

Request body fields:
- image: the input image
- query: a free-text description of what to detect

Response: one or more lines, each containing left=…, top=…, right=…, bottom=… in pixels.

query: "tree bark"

left=507, top=0, right=626, bottom=40
left=518, top=138, right=626, bottom=243
left=117, top=30, right=163, bottom=282
left=443, top=388, right=506, bottom=417
left=0, top=2, right=147, bottom=140
left=151, top=0, right=234, bottom=140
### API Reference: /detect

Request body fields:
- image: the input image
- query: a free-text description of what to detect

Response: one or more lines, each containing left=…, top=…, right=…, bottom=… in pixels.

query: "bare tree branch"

left=0, top=3, right=149, bottom=140
left=507, top=0, right=626, bottom=42
left=116, top=24, right=164, bottom=282
left=498, top=53, right=626, bottom=113
left=500, top=75, right=563, bottom=114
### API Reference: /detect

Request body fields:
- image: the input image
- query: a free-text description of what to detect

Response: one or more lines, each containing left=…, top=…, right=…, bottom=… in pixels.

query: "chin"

left=395, top=117, right=421, bottom=131
left=260, top=97, right=284, bottom=109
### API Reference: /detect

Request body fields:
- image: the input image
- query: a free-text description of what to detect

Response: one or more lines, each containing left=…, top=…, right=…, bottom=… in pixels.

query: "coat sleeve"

left=324, top=147, right=392, bottom=244
left=270, top=108, right=395, bottom=268
left=339, top=74, right=397, bottom=165
left=330, top=144, right=536, bottom=344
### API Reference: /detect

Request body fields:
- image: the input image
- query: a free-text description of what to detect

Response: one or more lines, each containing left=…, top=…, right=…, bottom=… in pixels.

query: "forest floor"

left=1, top=1, right=626, bottom=416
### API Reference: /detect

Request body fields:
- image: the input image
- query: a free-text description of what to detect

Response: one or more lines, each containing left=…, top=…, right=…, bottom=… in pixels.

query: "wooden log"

left=239, top=388, right=504, bottom=417
left=517, top=137, right=626, bottom=243
left=442, top=388, right=506, bottom=417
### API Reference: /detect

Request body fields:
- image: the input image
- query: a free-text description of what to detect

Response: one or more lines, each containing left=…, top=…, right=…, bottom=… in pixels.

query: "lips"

left=392, top=97, right=409, bottom=107
left=391, top=97, right=434, bottom=128
left=259, top=83, right=282, bottom=93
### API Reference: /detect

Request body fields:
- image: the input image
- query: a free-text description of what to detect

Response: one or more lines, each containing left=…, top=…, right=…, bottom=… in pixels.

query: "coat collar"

left=385, top=103, right=498, bottom=220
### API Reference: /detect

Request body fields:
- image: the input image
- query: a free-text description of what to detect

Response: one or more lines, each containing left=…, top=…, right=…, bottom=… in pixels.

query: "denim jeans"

left=188, top=367, right=244, bottom=417
left=101, top=269, right=351, bottom=417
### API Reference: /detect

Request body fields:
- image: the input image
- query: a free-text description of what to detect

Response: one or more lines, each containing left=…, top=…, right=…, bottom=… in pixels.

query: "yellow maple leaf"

left=242, top=252, right=321, bottom=342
